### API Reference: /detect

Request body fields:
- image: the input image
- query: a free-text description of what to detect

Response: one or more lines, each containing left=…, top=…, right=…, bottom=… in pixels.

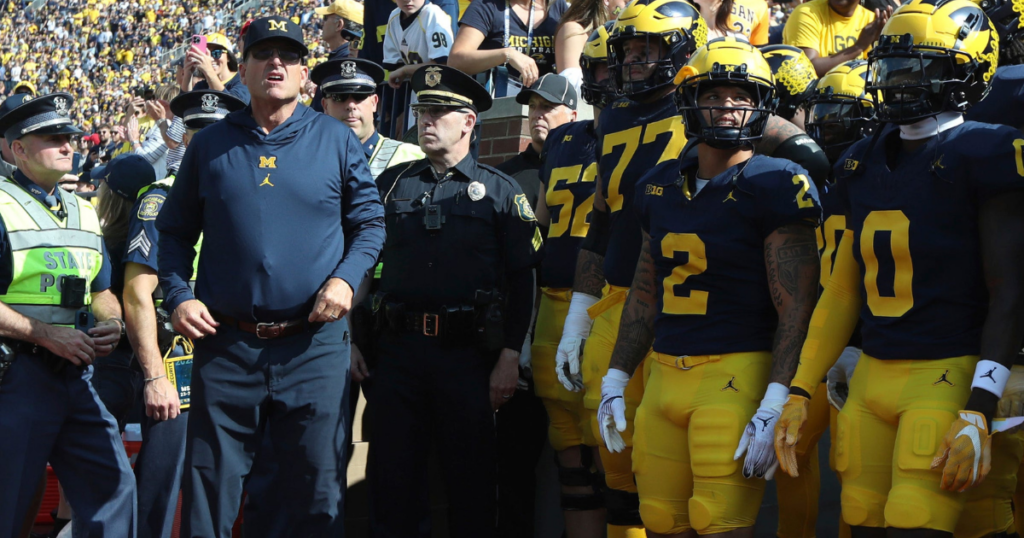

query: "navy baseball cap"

left=0, top=93, right=83, bottom=142
left=243, top=16, right=308, bottom=58
left=411, top=65, right=492, bottom=113
left=105, top=154, right=157, bottom=202
left=310, top=58, right=384, bottom=95
left=516, top=74, right=578, bottom=110
left=170, top=90, right=247, bottom=129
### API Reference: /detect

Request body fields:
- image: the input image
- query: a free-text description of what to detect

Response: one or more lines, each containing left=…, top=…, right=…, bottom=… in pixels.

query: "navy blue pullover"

left=155, top=103, right=386, bottom=321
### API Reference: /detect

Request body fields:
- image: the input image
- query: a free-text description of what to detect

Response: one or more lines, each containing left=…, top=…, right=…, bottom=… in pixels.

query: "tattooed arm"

left=574, top=169, right=610, bottom=298
left=608, top=231, right=658, bottom=376
left=765, top=222, right=821, bottom=386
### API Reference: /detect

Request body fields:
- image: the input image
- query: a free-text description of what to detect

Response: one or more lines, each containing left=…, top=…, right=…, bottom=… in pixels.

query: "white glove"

left=558, top=67, right=583, bottom=99
left=826, top=346, right=861, bottom=410
left=517, top=333, right=533, bottom=392
left=598, top=368, right=630, bottom=453
left=555, top=293, right=598, bottom=392
left=734, top=382, right=788, bottom=480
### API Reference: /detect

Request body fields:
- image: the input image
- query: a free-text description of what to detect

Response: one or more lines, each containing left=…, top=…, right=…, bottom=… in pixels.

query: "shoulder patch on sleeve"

left=515, top=193, right=537, bottom=221
left=136, top=193, right=165, bottom=221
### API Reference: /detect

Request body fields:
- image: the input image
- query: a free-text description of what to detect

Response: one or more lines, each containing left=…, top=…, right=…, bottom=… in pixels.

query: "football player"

left=599, top=37, right=821, bottom=536
left=553, top=2, right=707, bottom=536
left=762, top=45, right=819, bottom=131
left=531, top=22, right=615, bottom=538
left=775, top=1, right=1024, bottom=536
left=967, top=0, right=1024, bottom=128
left=803, top=59, right=878, bottom=538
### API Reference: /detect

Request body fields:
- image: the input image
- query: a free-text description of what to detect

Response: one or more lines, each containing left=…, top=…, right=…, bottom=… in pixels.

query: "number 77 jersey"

left=598, top=95, right=687, bottom=288
left=834, top=121, right=1024, bottom=360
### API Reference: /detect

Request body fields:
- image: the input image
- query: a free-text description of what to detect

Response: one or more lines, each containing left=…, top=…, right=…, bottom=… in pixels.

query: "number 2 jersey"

left=598, top=95, right=687, bottom=288
left=834, top=121, right=1024, bottom=360
left=539, top=120, right=598, bottom=288
left=636, top=154, right=821, bottom=356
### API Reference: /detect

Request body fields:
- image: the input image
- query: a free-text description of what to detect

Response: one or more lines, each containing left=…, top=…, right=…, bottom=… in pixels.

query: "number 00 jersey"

left=636, top=154, right=821, bottom=357
left=598, top=95, right=686, bottom=288
left=539, top=120, right=599, bottom=288
left=835, top=121, right=1024, bottom=360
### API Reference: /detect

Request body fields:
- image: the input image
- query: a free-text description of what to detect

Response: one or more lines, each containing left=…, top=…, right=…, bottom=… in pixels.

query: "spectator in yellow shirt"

left=782, top=0, right=891, bottom=76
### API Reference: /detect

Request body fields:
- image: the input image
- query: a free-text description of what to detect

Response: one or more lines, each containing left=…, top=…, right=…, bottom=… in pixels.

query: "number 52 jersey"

left=834, top=121, right=1024, bottom=360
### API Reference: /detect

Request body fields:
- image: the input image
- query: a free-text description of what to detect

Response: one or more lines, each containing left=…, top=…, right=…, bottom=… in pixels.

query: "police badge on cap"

left=0, top=92, right=83, bottom=142
left=310, top=58, right=384, bottom=95
left=200, top=93, right=220, bottom=113
left=410, top=65, right=492, bottom=112
left=170, top=90, right=246, bottom=130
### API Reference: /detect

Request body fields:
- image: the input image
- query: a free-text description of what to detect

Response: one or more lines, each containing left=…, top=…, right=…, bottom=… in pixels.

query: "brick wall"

left=475, top=96, right=594, bottom=167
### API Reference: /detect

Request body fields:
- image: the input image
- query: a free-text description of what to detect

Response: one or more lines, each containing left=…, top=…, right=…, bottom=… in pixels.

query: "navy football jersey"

left=636, top=154, right=821, bottom=356
left=598, top=95, right=687, bottom=288
left=540, top=120, right=598, bottom=289
left=966, top=65, right=1024, bottom=128
left=816, top=180, right=846, bottom=291
left=834, top=121, right=1024, bottom=360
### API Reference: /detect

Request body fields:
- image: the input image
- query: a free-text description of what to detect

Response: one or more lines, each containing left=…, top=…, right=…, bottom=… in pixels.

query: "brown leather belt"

left=212, top=313, right=314, bottom=339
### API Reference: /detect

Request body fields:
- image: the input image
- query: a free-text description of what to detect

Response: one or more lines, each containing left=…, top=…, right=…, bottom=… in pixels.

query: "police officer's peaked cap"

left=0, top=92, right=83, bottom=142
left=170, top=90, right=247, bottom=129
left=105, top=154, right=156, bottom=202
left=0, top=94, right=33, bottom=138
left=243, top=16, right=309, bottom=58
left=311, top=58, right=384, bottom=95
left=411, top=65, right=492, bottom=113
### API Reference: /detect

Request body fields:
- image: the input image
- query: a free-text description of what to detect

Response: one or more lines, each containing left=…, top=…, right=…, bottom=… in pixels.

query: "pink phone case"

left=192, top=35, right=207, bottom=54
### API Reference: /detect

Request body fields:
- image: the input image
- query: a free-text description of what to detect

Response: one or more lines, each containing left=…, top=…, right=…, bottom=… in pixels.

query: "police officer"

left=122, top=90, right=246, bottom=538
left=0, top=93, right=136, bottom=538
left=0, top=94, right=31, bottom=179
left=155, top=17, right=386, bottom=537
left=370, top=65, right=544, bottom=537
left=311, top=58, right=423, bottom=180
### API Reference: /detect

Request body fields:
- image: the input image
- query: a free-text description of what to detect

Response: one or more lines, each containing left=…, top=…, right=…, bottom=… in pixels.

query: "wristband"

left=972, top=360, right=1010, bottom=398
left=145, top=374, right=166, bottom=384
left=759, top=382, right=790, bottom=412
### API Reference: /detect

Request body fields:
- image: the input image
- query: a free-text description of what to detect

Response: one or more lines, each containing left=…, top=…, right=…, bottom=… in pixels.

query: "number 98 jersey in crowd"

left=834, top=121, right=1024, bottom=360
left=539, top=120, right=598, bottom=289
left=636, top=154, right=821, bottom=356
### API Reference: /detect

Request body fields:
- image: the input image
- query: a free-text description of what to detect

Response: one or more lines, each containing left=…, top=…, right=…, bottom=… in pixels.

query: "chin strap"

left=899, top=111, right=964, bottom=140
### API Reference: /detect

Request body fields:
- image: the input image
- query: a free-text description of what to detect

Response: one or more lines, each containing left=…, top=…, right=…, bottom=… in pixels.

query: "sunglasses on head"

left=249, top=47, right=302, bottom=64
left=328, top=93, right=371, bottom=103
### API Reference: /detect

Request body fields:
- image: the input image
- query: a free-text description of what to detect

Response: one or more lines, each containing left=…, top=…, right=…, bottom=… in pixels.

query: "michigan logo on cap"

left=269, top=20, right=288, bottom=31
left=425, top=66, right=442, bottom=88
left=201, top=93, right=220, bottom=113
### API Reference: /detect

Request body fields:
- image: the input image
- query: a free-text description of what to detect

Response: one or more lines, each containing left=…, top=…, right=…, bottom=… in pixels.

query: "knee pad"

left=841, top=486, right=887, bottom=528
left=885, top=484, right=963, bottom=532
left=555, top=446, right=594, bottom=487
left=639, top=498, right=688, bottom=535
left=605, top=488, right=642, bottom=527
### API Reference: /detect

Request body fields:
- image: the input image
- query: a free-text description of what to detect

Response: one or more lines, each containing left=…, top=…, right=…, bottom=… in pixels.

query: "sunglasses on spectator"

left=328, top=93, right=372, bottom=103
left=248, top=47, right=302, bottom=64
left=210, top=49, right=227, bottom=60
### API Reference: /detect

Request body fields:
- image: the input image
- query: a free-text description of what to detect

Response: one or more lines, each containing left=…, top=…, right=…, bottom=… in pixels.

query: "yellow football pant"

left=829, top=406, right=852, bottom=538
left=634, top=351, right=771, bottom=535
left=953, top=429, right=1024, bottom=538
left=532, top=288, right=597, bottom=450
left=581, top=284, right=645, bottom=538
left=776, top=383, right=830, bottom=538
left=836, top=354, right=976, bottom=532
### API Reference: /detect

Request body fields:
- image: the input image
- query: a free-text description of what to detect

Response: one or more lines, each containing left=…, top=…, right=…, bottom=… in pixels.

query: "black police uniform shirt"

left=598, top=94, right=686, bottom=288
left=311, top=44, right=352, bottom=113
left=458, top=0, right=569, bottom=80
left=833, top=121, right=1024, bottom=360
left=538, top=120, right=597, bottom=289
left=496, top=142, right=542, bottom=209
left=966, top=65, right=1024, bottom=128
left=156, top=104, right=386, bottom=321
left=636, top=155, right=820, bottom=356
left=376, top=153, right=544, bottom=309
left=0, top=170, right=113, bottom=294
left=193, top=72, right=251, bottom=105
